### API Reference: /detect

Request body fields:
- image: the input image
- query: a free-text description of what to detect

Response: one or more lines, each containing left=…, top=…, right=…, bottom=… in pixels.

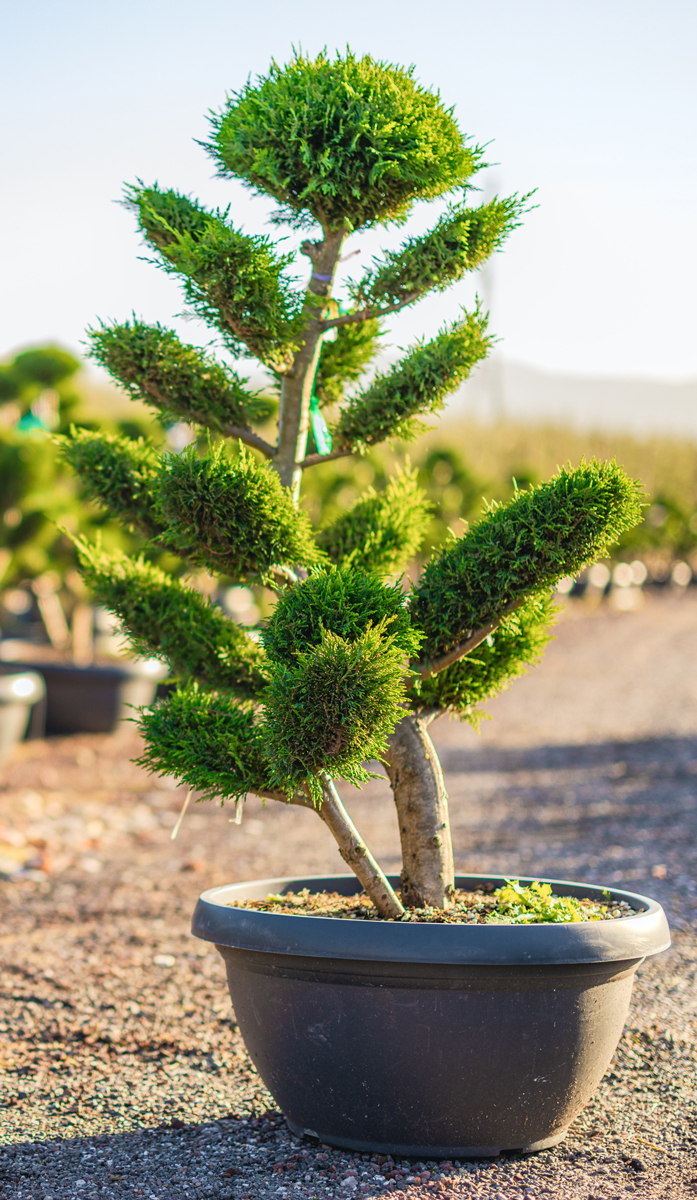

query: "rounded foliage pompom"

left=209, top=50, right=480, bottom=231
left=262, top=623, right=410, bottom=802
left=263, top=564, right=421, bottom=666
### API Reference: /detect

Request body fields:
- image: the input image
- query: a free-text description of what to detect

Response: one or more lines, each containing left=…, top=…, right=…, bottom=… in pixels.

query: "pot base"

left=286, top=1120, right=569, bottom=1159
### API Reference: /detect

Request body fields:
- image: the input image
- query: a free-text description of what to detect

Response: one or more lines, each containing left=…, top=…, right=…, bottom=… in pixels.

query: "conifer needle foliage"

left=411, top=461, right=643, bottom=660
left=75, top=542, right=266, bottom=698
left=154, top=443, right=323, bottom=582
left=89, top=320, right=266, bottom=433
left=335, top=311, right=491, bottom=452
left=263, top=566, right=421, bottom=666
left=67, top=48, right=644, bottom=909
left=209, top=51, right=481, bottom=231
left=409, top=592, right=557, bottom=719
left=317, top=468, right=432, bottom=575
left=137, top=684, right=269, bottom=801
left=262, top=624, right=410, bottom=803
left=314, top=319, right=382, bottom=408
left=60, top=429, right=162, bottom=539
left=125, top=184, right=303, bottom=366
left=353, top=196, right=525, bottom=311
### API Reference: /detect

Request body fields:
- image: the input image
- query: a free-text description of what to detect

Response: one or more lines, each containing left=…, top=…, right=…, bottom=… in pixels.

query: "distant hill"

left=452, top=359, right=697, bottom=439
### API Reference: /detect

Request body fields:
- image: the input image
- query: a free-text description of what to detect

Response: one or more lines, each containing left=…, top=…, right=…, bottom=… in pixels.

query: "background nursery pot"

left=0, top=671, right=45, bottom=760
left=193, top=873, right=670, bottom=1159
left=0, top=656, right=166, bottom=735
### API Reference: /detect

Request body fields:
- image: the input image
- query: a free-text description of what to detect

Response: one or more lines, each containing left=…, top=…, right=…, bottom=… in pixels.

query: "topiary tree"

left=61, top=51, right=643, bottom=918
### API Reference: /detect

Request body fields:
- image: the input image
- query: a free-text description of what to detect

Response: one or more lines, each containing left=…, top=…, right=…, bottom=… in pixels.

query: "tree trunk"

left=384, top=713, right=454, bottom=909
left=274, top=226, right=346, bottom=500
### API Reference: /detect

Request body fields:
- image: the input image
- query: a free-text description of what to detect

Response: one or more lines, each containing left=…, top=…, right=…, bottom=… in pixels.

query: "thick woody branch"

left=384, top=713, right=454, bottom=909
left=413, top=598, right=527, bottom=681
left=253, top=778, right=404, bottom=918
left=318, top=776, right=405, bottom=919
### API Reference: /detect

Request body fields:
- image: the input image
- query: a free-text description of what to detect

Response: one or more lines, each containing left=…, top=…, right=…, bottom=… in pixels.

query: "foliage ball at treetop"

left=209, top=50, right=481, bottom=230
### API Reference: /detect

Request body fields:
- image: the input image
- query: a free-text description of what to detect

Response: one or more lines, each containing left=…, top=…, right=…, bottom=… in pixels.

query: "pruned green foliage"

left=335, top=310, right=490, bottom=452
left=137, top=684, right=270, bottom=801
left=263, top=564, right=421, bottom=666
left=353, top=197, right=524, bottom=311
left=317, top=468, right=432, bottom=575
left=75, top=542, right=266, bottom=698
left=59, top=428, right=161, bottom=538
left=411, top=460, right=644, bottom=658
left=209, top=50, right=481, bottom=231
left=155, top=442, right=322, bottom=582
left=314, top=318, right=381, bottom=408
left=88, top=320, right=265, bottom=433
left=262, top=624, right=409, bottom=802
left=125, top=183, right=302, bottom=366
left=409, top=591, right=555, bottom=720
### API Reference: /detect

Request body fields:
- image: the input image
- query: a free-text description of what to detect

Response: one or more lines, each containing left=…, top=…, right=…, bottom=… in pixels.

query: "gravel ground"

left=1, top=591, right=696, bottom=1200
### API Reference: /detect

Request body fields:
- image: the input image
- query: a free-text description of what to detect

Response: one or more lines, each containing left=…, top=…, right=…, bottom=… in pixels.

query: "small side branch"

left=251, top=786, right=316, bottom=809
left=318, top=776, right=405, bottom=919
left=300, top=446, right=354, bottom=469
left=221, top=425, right=276, bottom=458
left=321, top=292, right=421, bottom=331
left=413, top=598, right=527, bottom=681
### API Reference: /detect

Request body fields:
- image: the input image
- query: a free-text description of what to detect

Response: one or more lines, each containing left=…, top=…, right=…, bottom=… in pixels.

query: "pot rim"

left=192, top=873, right=670, bottom=966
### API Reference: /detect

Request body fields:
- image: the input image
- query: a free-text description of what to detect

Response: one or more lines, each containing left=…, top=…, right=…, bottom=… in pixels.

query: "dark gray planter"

left=192, top=873, right=670, bottom=1158
left=0, top=671, right=45, bottom=760
left=0, top=657, right=166, bottom=735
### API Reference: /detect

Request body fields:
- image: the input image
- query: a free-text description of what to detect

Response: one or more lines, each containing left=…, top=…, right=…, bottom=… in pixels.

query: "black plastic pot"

left=0, top=671, right=45, bottom=760
left=0, top=658, right=166, bottom=735
left=193, top=873, right=669, bottom=1158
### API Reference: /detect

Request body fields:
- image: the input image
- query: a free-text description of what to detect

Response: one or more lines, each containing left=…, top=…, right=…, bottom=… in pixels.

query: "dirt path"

left=1, top=593, right=696, bottom=1199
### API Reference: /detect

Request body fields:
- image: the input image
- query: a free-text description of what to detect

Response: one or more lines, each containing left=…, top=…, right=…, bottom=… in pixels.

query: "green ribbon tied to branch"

left=308, top=300, right=354, bottom=456
left=309, top=382, right=333, bottom=455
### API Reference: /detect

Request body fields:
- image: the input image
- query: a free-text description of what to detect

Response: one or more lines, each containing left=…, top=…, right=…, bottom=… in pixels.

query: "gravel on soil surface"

left=1, top=592, right=696, bottom=1199
left=235, top=885, right=633, bottom=922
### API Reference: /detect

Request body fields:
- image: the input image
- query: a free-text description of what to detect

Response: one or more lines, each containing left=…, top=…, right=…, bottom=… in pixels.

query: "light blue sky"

left=2, top=0, right=696, bottom=379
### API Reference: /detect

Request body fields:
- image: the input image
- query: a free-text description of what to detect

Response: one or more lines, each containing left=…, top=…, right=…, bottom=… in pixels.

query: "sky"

left=2, top=0, right=696, bottom=381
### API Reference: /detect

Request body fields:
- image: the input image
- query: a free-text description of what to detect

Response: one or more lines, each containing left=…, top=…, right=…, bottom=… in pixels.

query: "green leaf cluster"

left=154, top=442, right=322, bottom=582
left=209, top=50, right=480, bottom=231
left=409, top=592, right=556, bottom=720
left=411, top=460, right=644, bottom=658
left=74, top=542, right=266, bottom=698
left=59, top=428, right=161, bottom=539
left=262, top=623, right=410, bottom=803
left=336, top=310, right=490, bottom=452
left=88, top=320, right=265, bottom=433
left=263, top=565, right=421, bottom=666
left=126, top=184, right=302, bottom=366
left=488, top=880, right=607, bottom=924
left=317, top=468, right=432, bottom=576
left=137, top=684, right=270, bottom=802
left=353, top=197, right=523, bottom=311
